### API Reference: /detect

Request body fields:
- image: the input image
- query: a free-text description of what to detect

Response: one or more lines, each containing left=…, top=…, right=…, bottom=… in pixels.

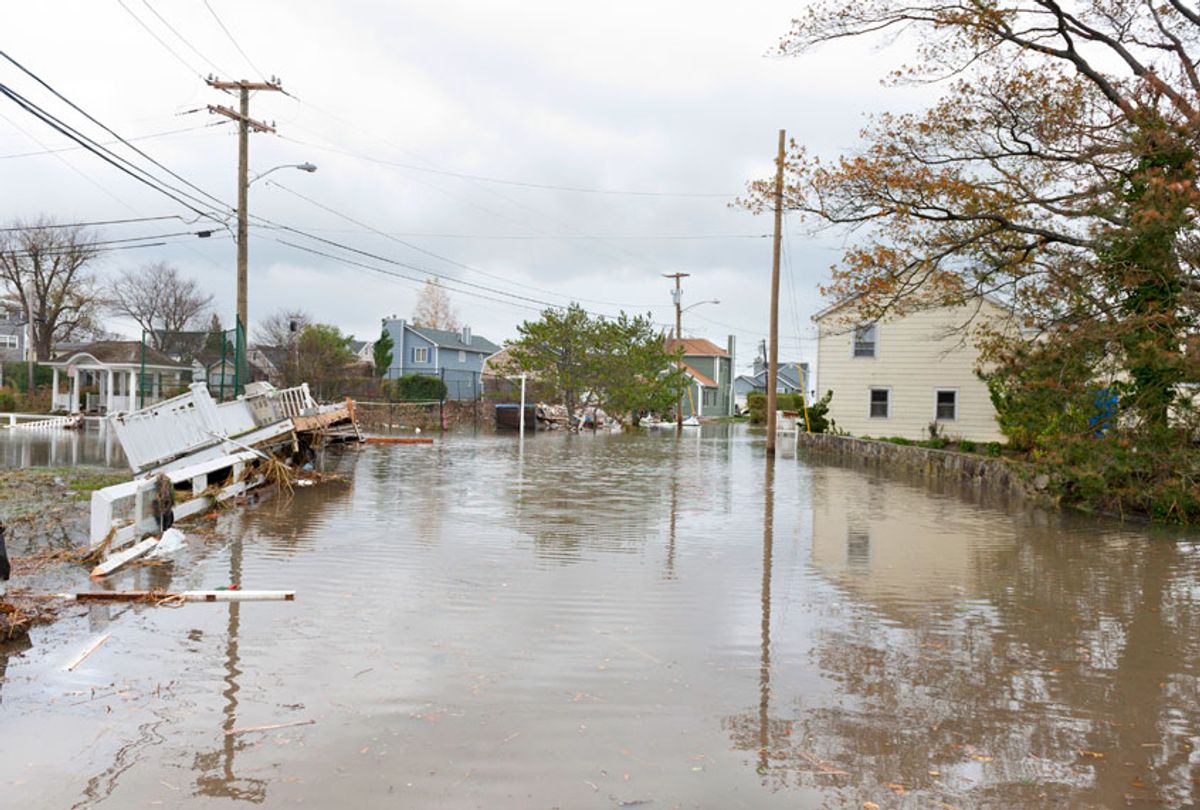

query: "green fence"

left=139, top=320, right=246, bottom=408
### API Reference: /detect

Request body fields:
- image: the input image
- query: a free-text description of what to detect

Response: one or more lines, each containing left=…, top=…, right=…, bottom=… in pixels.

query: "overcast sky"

left=2, top=1, right=915, bottom=372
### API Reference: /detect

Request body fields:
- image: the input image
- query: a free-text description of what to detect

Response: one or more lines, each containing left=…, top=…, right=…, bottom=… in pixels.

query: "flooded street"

left=1, top=426, right=1198, bottom=808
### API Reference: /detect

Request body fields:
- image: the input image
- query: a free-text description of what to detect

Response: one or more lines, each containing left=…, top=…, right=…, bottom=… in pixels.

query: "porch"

left=45, top=341, right=191, bottom=416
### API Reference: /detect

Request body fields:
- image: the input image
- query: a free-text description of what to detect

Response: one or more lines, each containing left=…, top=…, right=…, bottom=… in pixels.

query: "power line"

left=0, top=81, right=227, bottom=222
left=114, top=0, right=205, bottom=79
left=277, top=133, right=737, bottom=199
left=0, top=49, right=235, bottom=219
left=202, top=0, right=265, bottom=80
left=0, top=215, right=186, bottom=232
left=0, top=120, right=229, bottom=160
left=250, top=224, right=770, bottom=241
left=272, top=239, right=546, bottom=315
left=266, top=180, right=665, bottom=310
left=141, top=0, right=233, bottom=78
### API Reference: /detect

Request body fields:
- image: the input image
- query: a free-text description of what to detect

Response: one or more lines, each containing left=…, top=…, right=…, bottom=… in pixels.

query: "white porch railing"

left=89, top=450, right=263, bottom=549
left=6, top=414, right=82, bottom=431
left=110, top=381, right=320, bottom=473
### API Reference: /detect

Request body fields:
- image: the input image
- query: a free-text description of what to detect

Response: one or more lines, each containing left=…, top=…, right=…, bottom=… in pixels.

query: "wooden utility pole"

left=765, top=129, right=786, bottom=455
left=663, top=272, right=690, bottom=431
left=206, top=78, right=282, bottom=340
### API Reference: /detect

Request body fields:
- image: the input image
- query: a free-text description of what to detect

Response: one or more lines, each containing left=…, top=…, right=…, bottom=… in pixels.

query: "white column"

left=106, top=369, right=115, bottom=414
left=51, top=367, right=59, bottom=409
left=69, top=370, right=79, bottom=413
left=129, top=370, right=137, bottom=410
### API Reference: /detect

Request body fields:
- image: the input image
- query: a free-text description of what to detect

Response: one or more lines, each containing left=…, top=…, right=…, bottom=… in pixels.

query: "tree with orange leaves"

left=749, top=1, right=1200, bottom=518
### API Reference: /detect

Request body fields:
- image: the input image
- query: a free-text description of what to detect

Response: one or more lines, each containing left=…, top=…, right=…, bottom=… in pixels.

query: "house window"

left=869, top=388, right=890, bottom=418
left=702, top=388, right=717, bottom=407
left=458, top=350, right=466, bottom=363
left=853, top=324, right=877, bottom=358
left=413, top=347, right=429, bottom=363
left=935, top=389, right=958, bottom=420
left=0, top=334, right=18, bottom=349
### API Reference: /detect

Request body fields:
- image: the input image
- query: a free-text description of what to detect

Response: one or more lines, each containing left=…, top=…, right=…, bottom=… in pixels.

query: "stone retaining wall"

left=796, top=433, right=1059, bottom=509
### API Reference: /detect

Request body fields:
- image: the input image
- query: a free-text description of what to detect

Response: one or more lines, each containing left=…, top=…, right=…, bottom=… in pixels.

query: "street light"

left=673, top=298, right=720, bottom=430
left=248, top=162, right=318, bottom=186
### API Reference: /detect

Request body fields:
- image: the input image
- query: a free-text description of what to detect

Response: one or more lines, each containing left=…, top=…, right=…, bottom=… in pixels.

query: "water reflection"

left=769, top=466, right=1200, bottom=807
left=0, top=422, right=125, bottom=469
left=191, top=533, right=266, bottom=803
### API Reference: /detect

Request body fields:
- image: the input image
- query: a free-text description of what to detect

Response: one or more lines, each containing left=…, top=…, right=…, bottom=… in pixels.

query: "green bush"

left=924, top=437, right=949, bottom=449
left=748, top=389, right=834, bottom=433
left=747, top=391, right=767, bottom=424
left=0, top=389, right=14, bottom=412
left=887, top=436, right=914, bottom=446
left=985, top=441, right=1003, bottom=457
left=391, top=374, right=448, bottom=402
left=959, top=439, right=977, bottom=453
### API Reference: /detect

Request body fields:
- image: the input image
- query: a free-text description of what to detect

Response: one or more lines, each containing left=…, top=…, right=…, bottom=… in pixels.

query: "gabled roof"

left=46, top=340, right=189, bottom=369
left=678, top=361, right=717, bottom=388
left=666, top=337, right=729, bottom=358
left=409, top=325, right=501, bottom=354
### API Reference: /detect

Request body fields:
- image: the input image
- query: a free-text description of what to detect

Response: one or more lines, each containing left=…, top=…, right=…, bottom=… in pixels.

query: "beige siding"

left=816, top=302, right=1006, bottom=442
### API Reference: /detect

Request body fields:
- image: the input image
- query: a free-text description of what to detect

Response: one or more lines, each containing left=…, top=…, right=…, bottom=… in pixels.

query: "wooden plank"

left=90, top=538, right=158, bottom=578
left=226, top=718, right=314, bottom=736
left=64, top=633, right=112, bottom=671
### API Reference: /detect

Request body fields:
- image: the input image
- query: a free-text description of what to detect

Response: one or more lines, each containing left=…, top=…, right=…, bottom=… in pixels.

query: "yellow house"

left=814, top=297, right=1011, bottom=442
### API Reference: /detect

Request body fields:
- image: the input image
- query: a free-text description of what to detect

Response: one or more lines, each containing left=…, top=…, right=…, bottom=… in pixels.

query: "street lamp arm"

left=249, top=162, right=317, bottom=186
left=680, top=299, right=720, bottom=315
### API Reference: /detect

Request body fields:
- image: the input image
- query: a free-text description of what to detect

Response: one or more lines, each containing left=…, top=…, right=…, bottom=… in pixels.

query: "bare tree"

left=106, top=261, right=212, bottom=351
left=254, top=307, right=312, bottom=348
left=412, top=278, right=459, bottom=331
left=0, top=216, right=102, bottom=359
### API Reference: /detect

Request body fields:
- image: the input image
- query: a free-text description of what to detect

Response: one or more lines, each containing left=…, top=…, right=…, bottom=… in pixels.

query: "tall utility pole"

left=765, top=129, right=786, bottom=455
left=206, top=77, right=283, bottom=339
left=664, top=272, right=690, bottom=431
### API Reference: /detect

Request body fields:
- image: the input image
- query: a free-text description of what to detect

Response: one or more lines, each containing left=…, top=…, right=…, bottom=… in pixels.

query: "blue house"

left=380, top=318, right=501, bottom=400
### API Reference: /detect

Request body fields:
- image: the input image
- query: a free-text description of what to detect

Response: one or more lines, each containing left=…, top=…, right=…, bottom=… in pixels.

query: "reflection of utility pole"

left=758, top=459, right=775, bottom=774
left=663, top=272, right=690, bottom=431
left=766, top=129, right=786, bottom=455
left=24, top=281, right=35, bottom=394
left=206, top=78, right=283, bottom=341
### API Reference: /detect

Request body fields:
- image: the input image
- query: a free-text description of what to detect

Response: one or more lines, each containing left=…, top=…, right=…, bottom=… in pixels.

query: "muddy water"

left=1, top=426, right=1197, bottom=808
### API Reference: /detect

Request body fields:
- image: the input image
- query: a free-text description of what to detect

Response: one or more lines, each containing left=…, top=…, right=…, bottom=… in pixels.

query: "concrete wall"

left=796, top=433, right=1056, bottom=508
left=816, top=302, right=1007, bottom=442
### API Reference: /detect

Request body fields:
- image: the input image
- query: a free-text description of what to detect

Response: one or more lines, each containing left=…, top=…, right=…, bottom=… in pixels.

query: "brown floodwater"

left=0, top=425, right=1197, bottom=808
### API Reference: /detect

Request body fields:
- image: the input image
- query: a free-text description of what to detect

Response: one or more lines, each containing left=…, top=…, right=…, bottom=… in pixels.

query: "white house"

left=814, top=297, right=1011, bottom=442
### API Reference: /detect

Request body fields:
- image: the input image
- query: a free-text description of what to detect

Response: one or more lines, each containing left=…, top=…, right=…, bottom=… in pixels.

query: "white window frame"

left=0, top=334, right=18, bottom=349
left=868, top=386, right=891, bottom=419
left=413, top=346, right=429, bottom=363
left=458, top=350, right=466, bottom=363
left=934, top=387, right=959, bottom=421
left=852, top=323, right=878, bottom=359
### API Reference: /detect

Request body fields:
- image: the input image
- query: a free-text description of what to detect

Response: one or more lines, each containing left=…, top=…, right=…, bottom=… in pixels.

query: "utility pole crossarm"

left=206, top=79, right=283, bottom=92
left=206, top=104, right=275, bottom=134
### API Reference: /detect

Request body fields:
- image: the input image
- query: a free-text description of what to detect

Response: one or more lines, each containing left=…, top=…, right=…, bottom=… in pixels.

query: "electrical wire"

left=114, top=0, right=206, bottom=79
left=0, top=215, right=186, bottom=232
left=271, top=238, right=546, bottom=314
left=0, top=82, right=227, bottom=222
left=202, top=0, right=265, bottom=80
left=0, top=49, right=234, bottom=220
left=276, top=132, right=736, bottom=199
left=0, top=120, right=229, bottom=160
left=266, top=180, right=666, bottom=310
left=141, top=0, right=233, bottom=79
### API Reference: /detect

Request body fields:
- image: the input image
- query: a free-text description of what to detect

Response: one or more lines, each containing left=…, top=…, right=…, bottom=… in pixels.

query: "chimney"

left=460, top=325, right=471, bottom=345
